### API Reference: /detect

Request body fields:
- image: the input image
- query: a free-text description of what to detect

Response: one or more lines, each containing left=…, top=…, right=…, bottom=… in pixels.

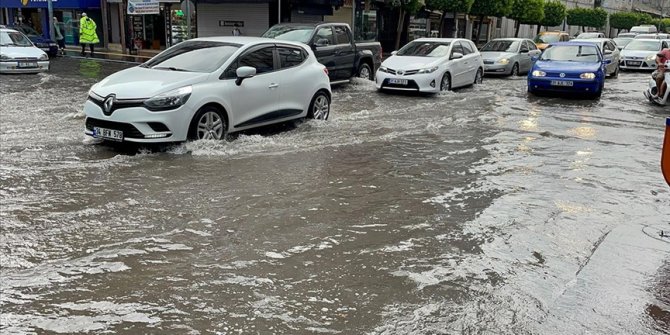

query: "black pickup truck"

left=262, top=23, right=382, bottom=83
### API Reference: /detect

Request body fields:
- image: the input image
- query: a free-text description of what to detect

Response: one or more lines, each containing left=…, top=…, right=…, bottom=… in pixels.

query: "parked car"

left=528, top=42, right=609, bottom=98
left=576, top=32, right=606, bottom=39
left=262, top=23, right=382, bottom=83
left=375, top=38, right=484, bottom=93
left=84, top=37, right=331, bottom=143
left=630, top=25, right=658, bottom=34
left=613, top=37, right=633, bottom=50
left=635, top=33, right=670, bottom=40
left=620, top=39, right=669, bottom=71
left=0, top=27, right=50, bottom=74
left=480, top=38, right=541, bottom=76
left=571, top=38, right=621, bottom=77
left=533, top=31, right=570, bottom=50
left=9, top=24, right=58, bottom=57
left=617, top=33, right=637, bottom=39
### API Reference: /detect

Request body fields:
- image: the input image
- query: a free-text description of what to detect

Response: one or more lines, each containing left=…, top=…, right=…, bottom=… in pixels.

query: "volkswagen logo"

left=103, top=94, right=116, bottom=114
left=559, top=73, right=566, bottom=78
left=397, top=70, right=405, bottom=76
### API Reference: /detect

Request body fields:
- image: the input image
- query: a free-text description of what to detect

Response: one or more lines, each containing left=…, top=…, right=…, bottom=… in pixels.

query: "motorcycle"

left=644, top=62, right=670, bottom=106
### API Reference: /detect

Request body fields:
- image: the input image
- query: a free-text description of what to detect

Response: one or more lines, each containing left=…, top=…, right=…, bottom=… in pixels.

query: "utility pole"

left=186, top=0, right=192, bottom=39
left=47, top=0, right=54, bottom=41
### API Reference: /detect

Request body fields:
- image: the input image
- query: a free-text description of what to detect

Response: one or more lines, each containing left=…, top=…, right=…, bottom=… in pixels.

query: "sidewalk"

left=61, top=47, right=151, bottom=64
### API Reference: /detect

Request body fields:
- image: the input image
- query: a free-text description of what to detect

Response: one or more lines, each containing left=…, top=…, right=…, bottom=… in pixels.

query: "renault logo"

left=559, top=73, right=566, bottom=78
left=103, top=94, right=116, bottom=114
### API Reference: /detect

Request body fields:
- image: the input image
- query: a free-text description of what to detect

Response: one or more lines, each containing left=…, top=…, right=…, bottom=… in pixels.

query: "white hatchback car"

left=0, top=27, right=49, bottom=74
left=376, top=38, right=484, bottom=93
left=84, top=37, right=331, bottom=143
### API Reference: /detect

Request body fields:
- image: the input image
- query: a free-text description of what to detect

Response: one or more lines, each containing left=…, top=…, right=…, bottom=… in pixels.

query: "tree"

left=509, top=0, right=545, bottom=38
left=609, top=12, right=642, bottom=31
left=469, top=0, right=513, bottom=43
left=538, top=1, right=566, bottom=34
left=566, top=7, right=607, bottom=32
left=386, top=0, right=423, bottom=50
left=426, top=0, right=474, bottom=38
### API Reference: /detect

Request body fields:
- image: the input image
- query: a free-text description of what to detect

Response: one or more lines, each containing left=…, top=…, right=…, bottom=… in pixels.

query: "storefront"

left=0, top=0, right=101, bottom=43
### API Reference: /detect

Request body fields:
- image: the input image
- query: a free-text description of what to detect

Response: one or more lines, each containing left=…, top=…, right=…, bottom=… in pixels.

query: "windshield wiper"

left=152, top=66, right=189, bottom=72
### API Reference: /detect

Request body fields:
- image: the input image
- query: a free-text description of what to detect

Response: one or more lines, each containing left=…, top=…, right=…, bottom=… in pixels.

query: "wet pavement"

left=1, top=57, right=669, bottom=334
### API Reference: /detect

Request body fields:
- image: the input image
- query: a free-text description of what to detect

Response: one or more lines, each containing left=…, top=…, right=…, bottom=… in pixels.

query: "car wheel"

left=308, top=91, right=330, bottom=120
left=189, top=106, right=227, bottom=140
left=440, top=73, right=451, bottom=91
left=474, top=68, right=484, bottom=84
left=357, top=63, right=373, bottom=80
left=611, top=65, right=619, bottom=78
left=511, top=63, right=520, bottom=76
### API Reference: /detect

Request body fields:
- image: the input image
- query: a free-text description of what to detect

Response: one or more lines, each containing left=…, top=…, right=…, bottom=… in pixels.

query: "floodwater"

left=1, top=58, right=669, bottom=334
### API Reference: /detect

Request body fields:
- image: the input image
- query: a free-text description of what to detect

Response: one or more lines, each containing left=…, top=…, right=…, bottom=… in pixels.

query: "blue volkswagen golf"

left=528, top=42, right=610, bottom=98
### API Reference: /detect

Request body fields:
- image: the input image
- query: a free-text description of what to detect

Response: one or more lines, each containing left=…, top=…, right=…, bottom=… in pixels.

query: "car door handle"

left=268, top=83, right=279, bottom=89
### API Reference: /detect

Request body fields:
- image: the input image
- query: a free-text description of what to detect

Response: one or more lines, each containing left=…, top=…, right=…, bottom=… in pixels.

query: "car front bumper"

left=0, top=60, right=49, bottom=73
left=83, top=99, right=193, bottom=143
left=375, top=71, right=441, bottom=93
left=484, top=62, right=513, bottom=74
left=619, top=58, right=656, bottom=70
left=528, top=77, right=602, bottom=94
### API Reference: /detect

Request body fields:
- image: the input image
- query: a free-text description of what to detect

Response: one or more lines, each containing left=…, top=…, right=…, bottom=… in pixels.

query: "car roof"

left=189, top=36, right=306, bottom=47
left=540, top=31, right=568, bottom=35
left=572, top=38, right=610, bottom=43
left=549, top=41, right=602, bottom=47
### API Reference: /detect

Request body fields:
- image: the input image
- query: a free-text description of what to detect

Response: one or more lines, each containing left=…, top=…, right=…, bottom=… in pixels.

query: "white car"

left=571, top=38, right=621, bottom=77
left=84, top=37, right=331, bottom=143
left=375, top=38, right=484, bottom=92
left=0, top=27, right=49, bottom=74
left=620, top=39, right=669, bottom=71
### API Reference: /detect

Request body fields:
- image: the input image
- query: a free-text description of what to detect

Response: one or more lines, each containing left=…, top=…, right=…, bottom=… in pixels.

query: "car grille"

left=88, top=94, right=146, bottom=116
left=12, top=57, right=39, bottom=61
left=85, top=118, right=145, bottom=139
left=381, top=79, right=420, bottom=90
left=384, top=68, right=419, bottom=76
left=545, top=72, right=581, bottom=79
left=483, top=60, right=495, bottom=65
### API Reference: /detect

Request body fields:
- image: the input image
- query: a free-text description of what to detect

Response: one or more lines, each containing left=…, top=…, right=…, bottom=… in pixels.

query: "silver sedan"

left=571, top=38, right=621, bottom=77
left=480, top=38, right=541, bottom=76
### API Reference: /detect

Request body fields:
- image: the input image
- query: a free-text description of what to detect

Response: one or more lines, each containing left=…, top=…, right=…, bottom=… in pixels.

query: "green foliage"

left=469, top=0, right=513, bottom=18
left=540, top=1, right=566, bottom=27
left=609, top=12, right=642, bottom=30
left=386, top=0, right=423, bottom=14
left=509, top=0, right=545, bottom=24
left=566, top=7, right=607, bottom=28
left=636, top=13, right=655, bottom=25
left=425, top=0, right=474, bottom=13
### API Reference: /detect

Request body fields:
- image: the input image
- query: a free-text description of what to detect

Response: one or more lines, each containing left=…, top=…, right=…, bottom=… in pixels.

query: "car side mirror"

left=520, top=49, right=529, bottom=54
left=235, top=66, right=256, bottom=86
left=450, top=52, right=463, bottom=60
left=604, top=50, right=613, bottom=55
left=315, top=38, right=330, bottom=47
left=391, top=50, right=397, bottom=55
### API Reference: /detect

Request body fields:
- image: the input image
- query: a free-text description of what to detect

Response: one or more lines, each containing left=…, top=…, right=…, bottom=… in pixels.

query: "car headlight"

left=580, top=72, right=596, bottom=80
left=418, top=66, right=439, bottom=74
left=532, top=70, right=546, bottom=77
left=378, top=66, right=388, bottom=73
left=646, top=54, right=656, bottom=61
left=144, top=86, right=192, bottom=111
left=498, top=58, right=509, bottom=65
left=39, top=54, right=49, bottom=61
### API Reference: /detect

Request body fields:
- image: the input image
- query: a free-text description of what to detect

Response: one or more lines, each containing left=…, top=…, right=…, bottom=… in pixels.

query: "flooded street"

left=1, top=57, right=669, bottom=334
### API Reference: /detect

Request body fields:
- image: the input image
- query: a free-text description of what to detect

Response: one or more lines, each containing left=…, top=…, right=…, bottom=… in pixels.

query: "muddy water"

left=1, top=58, right=668, bottom=334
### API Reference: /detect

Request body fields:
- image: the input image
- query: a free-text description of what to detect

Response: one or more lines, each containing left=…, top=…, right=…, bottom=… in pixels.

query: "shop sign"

left=219, top=21, right=244, bottom=27
left=127, top=0, right=160, bottom=15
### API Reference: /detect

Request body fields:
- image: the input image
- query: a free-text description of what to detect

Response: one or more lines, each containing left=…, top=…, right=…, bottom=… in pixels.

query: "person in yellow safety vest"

left=79, top=12, right=99, bottom=57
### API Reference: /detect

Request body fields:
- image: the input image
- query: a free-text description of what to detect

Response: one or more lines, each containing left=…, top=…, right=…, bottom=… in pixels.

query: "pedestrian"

left=79, top=13, right=99, bottom=57
left=654, top=47, right=670, bottom=98
left=232, top=23, right=241, bottom=36
left=53, top=17, right=65, bottom=56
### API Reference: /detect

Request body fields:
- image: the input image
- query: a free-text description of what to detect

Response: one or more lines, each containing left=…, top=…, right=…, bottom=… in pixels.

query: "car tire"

left=511, top=63, right=520, bottom=76
left=611, top=65, right=619, bottom=78
left=357, top=63, right=373, bottom=80
left=440, top=73, right=451, bottom=91
left=307, top=91, right=330, bottom=120
left=188, top=105, right=227, bottom=141
left=474, top=68, right=484, bottom=85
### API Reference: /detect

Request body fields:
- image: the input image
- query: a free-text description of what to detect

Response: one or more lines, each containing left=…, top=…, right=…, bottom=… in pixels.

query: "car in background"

left=480, top=38, right=541, bottom=76
left=528, top=42, right=609, bottom=98
left=9, top=24, right=58, bottom=57
left=375, top=38, right=484, bottom=93
left=533, top=31, right=570, bottom=50
left=617, top=33, right=637, bottom=39
left=262, top=23, right=382, bottom=83
left=571, top=38, right=620, bottom=77
left=84, top=37, right=331, bottom=143
left=630, top=25, right=658, bottom=34
left=576, top=32, right=606, bottom=39
left=634, top=33, right=670, bottom=40
left=620, top=39, right=669, bottom=71
left=0, top=27, right=50, bottom=74
left=613, top=37, right=633, bottom=50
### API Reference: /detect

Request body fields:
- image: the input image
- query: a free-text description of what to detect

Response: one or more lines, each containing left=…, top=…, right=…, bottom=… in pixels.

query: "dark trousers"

left=81, top=44, right=94, bottom=55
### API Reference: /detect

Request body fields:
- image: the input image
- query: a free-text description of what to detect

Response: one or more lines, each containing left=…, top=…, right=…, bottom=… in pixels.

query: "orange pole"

left=663, top=118, right=670, bottom=187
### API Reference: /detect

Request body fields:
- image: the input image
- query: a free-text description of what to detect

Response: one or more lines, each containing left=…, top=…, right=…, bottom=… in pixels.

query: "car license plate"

left=550, top=80, right=574, bottom=87
left=389, top=78, right=408, bottom=85
left=93, top=127, right=123, bottom=141
left=627, top=61, right=641, bottom=66
left=18, top=62, right=37, bottom=68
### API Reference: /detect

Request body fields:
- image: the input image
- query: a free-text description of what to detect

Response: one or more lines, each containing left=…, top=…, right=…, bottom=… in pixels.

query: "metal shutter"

left=197, top=3, right=270, bottom=38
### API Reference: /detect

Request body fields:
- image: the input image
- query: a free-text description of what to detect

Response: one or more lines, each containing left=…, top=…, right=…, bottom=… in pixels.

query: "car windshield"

left=142, top=41, right=240, bottom=73
left=261, top=25, right=314, bottom=43
left=613, top=38, right=632, bottom=47
left=397, top=41, right=451, bottom=57
left=534, top=34, right=560, bottom=44
left=540, top=45, right=600, bottom=62
left=0, top=31, right=33, bottom=47
left=577, top=33, right=600, bottom=39
left=625, top=40, right=661, bottom=51
left=635, top=34, right=657, bottom=39
left=480, top=40, right=519, bottom=52
left=14, top=24, right=39, bottom=36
